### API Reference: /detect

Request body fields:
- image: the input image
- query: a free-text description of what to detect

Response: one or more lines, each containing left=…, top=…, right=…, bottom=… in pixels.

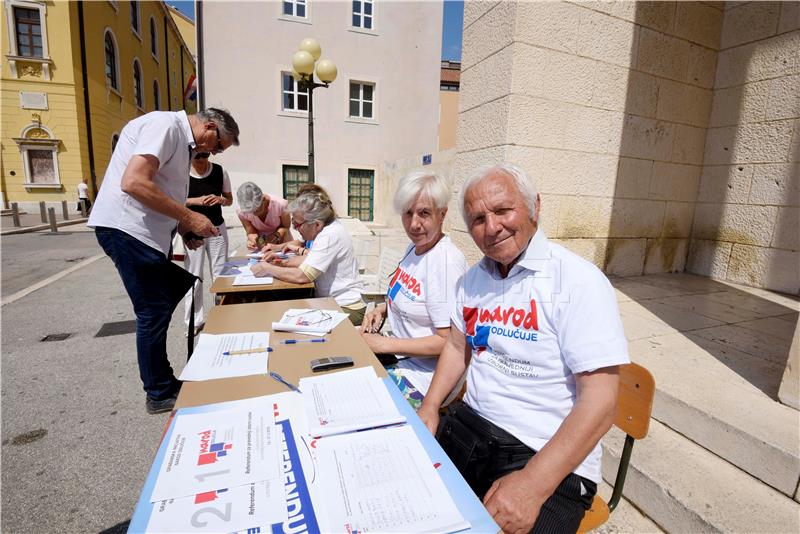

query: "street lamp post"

left=292, top=38, right=337, bottom=182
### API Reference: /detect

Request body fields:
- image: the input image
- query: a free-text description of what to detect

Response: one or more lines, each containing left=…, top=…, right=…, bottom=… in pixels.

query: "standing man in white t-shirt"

left=88, top=108, right=240, bottom=415
left=77, top=177, right=91, bottom=214
left=418, top=163, right=629, bottom=533
left=182, top=152, right=232, bottom=333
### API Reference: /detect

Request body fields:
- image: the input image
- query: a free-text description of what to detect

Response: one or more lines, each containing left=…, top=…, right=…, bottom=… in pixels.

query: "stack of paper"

left=316, top=425, right=471, bottom=534
left=179, top=332, right=270, bottom=381
left=247, top=251, right=296, bottom=260
left=272, top=308, right=347, bottom=335
left=301, top=367, right=470, bottom=534
left=232, top=265, right=273, bottom=286
left=299, top=366, right=406, bottom=437
left=271, top=308, right=349, bottom=335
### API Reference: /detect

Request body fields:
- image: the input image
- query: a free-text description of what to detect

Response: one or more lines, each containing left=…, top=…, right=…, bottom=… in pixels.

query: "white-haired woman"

left=251, top=186, right=367, bottom=325
left=360, top=172, right=467, bottom=409
left=235, top=182, right=291, bottom=250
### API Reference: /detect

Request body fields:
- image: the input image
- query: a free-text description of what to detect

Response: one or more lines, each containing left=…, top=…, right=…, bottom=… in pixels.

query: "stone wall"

left=447, top=1, right=798, bottom=294
left=374, top=149, right=456, bottom=229
left=450, top=1, right=726, bottom=272
left=687, top=2, right=800, bottom=294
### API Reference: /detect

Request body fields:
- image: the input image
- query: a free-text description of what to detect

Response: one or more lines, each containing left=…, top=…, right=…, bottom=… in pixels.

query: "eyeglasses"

left=291, top=218, right=314, bottom=231
left=213, top=130, right=225, bottom=154
left=284, top=309, right=332, bottom=327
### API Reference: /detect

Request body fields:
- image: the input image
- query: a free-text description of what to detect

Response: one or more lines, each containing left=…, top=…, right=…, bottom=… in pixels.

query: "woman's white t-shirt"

left=387, top=236, right=467, bottom=393
left=301, top=219, right=365, bottom=306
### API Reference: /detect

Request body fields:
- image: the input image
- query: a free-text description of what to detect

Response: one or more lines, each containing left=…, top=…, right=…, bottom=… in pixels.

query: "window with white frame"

left=153, top=79, right=160, bottom=110
left=352, top=0, right=373, bottom=29
left=130, top=0, right=140, bottom=35
left=149, top=16, right=158, bottom=59
left=133, top=59, right=144, bottom=109
left=4, top=0, right=51, bottom=78
left=104, top=29, right=120, bottom=91
left=281, top=72, right=308, bottom=112
left=282, top=0, right=306, bottom=18
left=349, top=81, right=374, bottom=119
left=13, top=6, right=43, bottom=57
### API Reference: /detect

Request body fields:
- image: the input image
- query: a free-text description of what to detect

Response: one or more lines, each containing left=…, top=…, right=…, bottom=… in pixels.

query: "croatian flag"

left=183, top=74, right=197, bottom=102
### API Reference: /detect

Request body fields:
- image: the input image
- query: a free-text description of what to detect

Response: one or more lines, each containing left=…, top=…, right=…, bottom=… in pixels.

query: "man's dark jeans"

left=96, top=227, right=195, bottom=401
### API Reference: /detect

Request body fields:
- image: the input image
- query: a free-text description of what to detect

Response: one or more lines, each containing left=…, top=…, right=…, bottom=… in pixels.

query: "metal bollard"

left=39, top=201, right=47, bottom=223
left=48, top=207, right=58, bottom=232
left=79, top=200, right=87, bottom=218
left=11, top=203, right=20, bottom=227
left=62, top=200, right=69, bottom=220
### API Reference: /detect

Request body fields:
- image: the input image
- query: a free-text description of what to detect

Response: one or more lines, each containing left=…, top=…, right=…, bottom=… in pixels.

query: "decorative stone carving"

left=26, top=128, right=50, bottom=139
left=19, top=64, right=42, bottom=77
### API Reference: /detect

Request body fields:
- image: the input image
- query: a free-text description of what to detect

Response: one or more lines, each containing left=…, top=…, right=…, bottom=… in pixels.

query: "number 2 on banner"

left=191, top=502, right=232, bottom=528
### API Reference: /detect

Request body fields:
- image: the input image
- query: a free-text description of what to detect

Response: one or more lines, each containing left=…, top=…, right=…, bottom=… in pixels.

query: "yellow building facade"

left=1, top=0, right=196, bottom=209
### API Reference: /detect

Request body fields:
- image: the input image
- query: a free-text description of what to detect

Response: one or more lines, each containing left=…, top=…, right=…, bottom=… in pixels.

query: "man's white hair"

left=459, top=162, right=539, bottom=226
left=393, top=171, right=451, bottom=213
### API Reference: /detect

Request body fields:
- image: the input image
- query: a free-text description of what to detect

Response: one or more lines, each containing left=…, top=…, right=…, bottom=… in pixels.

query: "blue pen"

left=269, top=371, right=302, bottom=393
left=280, top=338, right=327, bottom=345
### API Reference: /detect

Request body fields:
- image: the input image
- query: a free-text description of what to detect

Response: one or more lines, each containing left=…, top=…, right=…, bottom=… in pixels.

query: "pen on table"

left=269, top=371, right=302, bottom=393
left=279, top=338, right=327, bottom=345
left=223, top=347, right=273, bottom=356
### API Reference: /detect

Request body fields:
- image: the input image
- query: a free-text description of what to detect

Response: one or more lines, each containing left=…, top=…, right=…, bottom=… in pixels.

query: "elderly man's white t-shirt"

left=301, top=220, right=365, bottom=306
left=88, top=111, right=194, bottom=255
left=387, top=236, right=467, bottom=394
left=452, top=230, right=629, bottom=483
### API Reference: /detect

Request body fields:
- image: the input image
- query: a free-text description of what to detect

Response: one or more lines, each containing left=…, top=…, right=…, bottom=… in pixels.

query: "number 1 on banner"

left=193, top=468, right=231, bottom=483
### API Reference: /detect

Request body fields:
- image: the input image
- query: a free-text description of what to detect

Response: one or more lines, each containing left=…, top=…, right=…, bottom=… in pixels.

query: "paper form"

left=144, top=479, right=287, bottom=533
left=149, top=408, right=281, bottom=502
left=179, top=333, right=270, bottom=381
left=232, top=265, right=273, bottom=286
left=271, top=308, right=349, bottom=335
left=299, top=366, right=406, bottom=437
left=316, top=425, right=470, bottom=533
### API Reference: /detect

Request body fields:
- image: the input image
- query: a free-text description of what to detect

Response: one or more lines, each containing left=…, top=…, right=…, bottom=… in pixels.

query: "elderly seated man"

left=418, top=163, right=629, bottom=534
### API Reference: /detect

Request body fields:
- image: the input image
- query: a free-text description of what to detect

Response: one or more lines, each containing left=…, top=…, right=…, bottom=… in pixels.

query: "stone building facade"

left=450, top=1, right=798, bottom=295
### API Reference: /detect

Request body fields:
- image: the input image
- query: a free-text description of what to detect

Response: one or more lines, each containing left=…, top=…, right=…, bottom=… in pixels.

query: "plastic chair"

left=360, top=245, right=406, bottom=303
left=352, top=237, right=372, bottom=274
left=577, top=362, right=655, bottom=533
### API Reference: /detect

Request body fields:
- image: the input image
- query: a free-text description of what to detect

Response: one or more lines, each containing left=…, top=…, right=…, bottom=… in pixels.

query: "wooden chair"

left=577, top=362, right=655, bottom=533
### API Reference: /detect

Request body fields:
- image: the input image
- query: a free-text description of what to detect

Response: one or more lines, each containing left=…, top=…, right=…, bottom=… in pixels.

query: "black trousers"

left=437, top=401, right=596, bottom=534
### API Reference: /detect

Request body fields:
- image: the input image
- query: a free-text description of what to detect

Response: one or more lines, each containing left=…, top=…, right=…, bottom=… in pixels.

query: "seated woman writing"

left=359, top=172, right=467, bottom=410
left=235, top=182, right=291, bottom=250
left=251, top=186, right=367, bottom=325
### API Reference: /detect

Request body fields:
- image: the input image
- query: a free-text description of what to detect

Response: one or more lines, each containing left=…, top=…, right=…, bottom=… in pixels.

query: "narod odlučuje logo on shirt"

left=386, top=267, right=422, bottom=304
left=464, top=299, right=539, bottom=354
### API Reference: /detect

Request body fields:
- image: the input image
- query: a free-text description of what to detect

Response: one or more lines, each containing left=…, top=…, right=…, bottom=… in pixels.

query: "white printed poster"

left=149, top=409, right=281, bottom=502
left=145, top=480, right=286, bottom=533
left=129, top=393, right=328, bottom=534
